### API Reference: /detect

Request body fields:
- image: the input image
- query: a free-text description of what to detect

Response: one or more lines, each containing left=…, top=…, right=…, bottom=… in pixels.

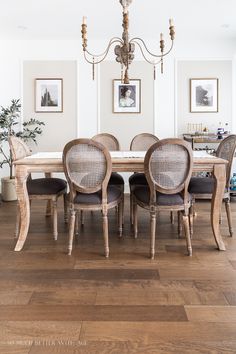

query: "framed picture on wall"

left=113, top=79, right=141, bottom=113
left=190, top=78, right=218, bottom=113
left=35, top=78, right=63, bottom=112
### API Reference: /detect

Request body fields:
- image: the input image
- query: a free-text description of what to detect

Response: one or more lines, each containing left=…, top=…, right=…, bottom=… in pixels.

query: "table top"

left=14, top=150, right=227, bottom=166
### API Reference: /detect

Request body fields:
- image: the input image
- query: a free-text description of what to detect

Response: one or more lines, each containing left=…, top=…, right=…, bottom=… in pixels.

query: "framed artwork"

left=35, top=78, right=63, bottom=112
left=190, top=78, right=218, bottom=113
left=113, top=79, right=141, bottom=113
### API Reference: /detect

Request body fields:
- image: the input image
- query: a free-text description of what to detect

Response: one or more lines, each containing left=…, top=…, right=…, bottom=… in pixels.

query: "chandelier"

left=81, top=0, right=175, bottom=84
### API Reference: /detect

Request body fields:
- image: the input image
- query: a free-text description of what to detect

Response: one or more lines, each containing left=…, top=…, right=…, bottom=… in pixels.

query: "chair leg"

left=102, top=208, right=109, bottom=258
left=68, top=209, right=76, bottom=255
left=182, top=212, right=192, bottom=256
left=75, top=211, right=79, bottom=236
left=45, top=200, right=52, bottom=217
left=150, top=211, right=156, bottom=259
left=53, top=200, right=58, bottom=240
left=63, top=193, right=68, bottom=224
left=192, top=199, right=197, bottom=217
left=225, top=198, right=233, bottom=237
left=177, top=211, right=182, bottom=237
left=170, top=211, right=174, bottom=224
left=80, top=210, right=84, bottom=226
left=130, top=191, right=133, bottom=225
left=118, top=200, right=123, bottom=237
left=189, top=205, right=194, bottom=238
left=133, top=201, right=138, bottom=238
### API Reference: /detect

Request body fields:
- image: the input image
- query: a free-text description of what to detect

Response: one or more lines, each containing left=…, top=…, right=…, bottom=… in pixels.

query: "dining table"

left=13, top=150, right=228, bottom=252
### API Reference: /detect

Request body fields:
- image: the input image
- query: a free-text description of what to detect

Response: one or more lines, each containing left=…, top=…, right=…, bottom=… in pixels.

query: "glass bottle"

left=230, top=173, right=236, bottom=191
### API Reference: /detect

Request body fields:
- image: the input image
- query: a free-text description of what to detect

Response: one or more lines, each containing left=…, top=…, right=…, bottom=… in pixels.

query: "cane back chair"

left=92, top=133, right=124, bottom=188
left=189, top=134, right=236, bottom=236
left=133, top=138, right=193, bottom=259
left=9, top=136, right=68, bottom=240
left=63, top=139, right=123, bottom=257
left=129, top=133, right=159, bottom=224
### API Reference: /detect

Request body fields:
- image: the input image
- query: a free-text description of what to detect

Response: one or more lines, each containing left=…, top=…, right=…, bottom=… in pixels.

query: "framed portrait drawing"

left=35, top=78, right=63, bottom=112
left=113, top=79, right=141, bottom=113
left=190, top=78, right=218, bottom=113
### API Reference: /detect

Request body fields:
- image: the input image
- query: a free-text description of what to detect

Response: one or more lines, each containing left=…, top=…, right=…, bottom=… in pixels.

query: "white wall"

left=0, top=37, right=236, bottom=185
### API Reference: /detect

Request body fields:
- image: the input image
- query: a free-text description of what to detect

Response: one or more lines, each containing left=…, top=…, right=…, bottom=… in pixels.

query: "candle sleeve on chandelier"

left=160, top=33, right=164, bottom=41
left=169, top=18, right=174, bottom=27
left=82, top=16, right=87, bottom=25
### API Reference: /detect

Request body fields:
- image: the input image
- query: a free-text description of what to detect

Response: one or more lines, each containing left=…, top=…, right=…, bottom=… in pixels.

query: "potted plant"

left=0, top=99, right=45, bottom=201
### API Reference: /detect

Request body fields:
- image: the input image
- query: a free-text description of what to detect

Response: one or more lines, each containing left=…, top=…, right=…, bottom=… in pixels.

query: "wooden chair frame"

left=133, top=138, right=193, bottom=259
left=129, top=133, right=159, bottom=225
left=63, top=138, right=123, bottom=257
left=9, top=136, right=68, bottom=241
left=190, top=134, right=236, bottom=236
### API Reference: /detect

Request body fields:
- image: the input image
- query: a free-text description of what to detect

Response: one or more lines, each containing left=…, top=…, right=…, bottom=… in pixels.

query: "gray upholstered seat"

left=74, top=186, right=121, bottom=205
left=109, top=172, right=125, bottom=186
left=27, top=178, right=67, bottom=195
left=129, top=172, right=147, bottom=186
left=188, top=177, right=214, bottom=194
left=134, top=186, right=192, bottom=206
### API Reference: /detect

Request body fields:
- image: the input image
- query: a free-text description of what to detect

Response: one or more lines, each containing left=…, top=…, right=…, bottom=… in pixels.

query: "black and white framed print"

left=190, top=78, right=218, bottom=113
left=113, top=79, right=141, bottom=113
left=35, top=78, right=63, bottom=112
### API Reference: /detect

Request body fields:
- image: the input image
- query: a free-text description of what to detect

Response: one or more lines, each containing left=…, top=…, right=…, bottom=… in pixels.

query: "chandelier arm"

left=130, top=37, right=174, bottom=58
left=131, top=40, right=162, bottom=65
left=83, top=38, right=124, bottom=65
left=85, top=37, right=123, bottom=58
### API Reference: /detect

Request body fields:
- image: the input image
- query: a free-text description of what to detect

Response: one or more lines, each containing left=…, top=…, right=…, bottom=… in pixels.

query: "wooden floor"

left=1, top=196, right=236, bottom=353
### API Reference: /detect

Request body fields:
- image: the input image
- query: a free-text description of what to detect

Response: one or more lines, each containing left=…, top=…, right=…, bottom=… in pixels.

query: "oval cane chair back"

left=92, top=133, right=120, bottom=151
left=9, top=136, right=31, bottom=161
left=216, top=135, right=236, bottom=188
left=130, top=133, right=159, bottom=151
left=144, top=139, right=193, bottom=197
left=63, top=139, right=112, bottom=196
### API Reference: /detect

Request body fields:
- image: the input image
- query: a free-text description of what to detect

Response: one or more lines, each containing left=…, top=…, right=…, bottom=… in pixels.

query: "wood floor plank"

left=0, top=269, right=159, bottom=281
left=28, top=340, right=236, bottom=354
left=0, top=321, right=82, bottom=341
left=223, top=292, right=236, bottom=305
left=79, top=321, right=236, bottom=342
left=0, top=291, right=32, bottom=305
left=0, top=305, right=187, bottom=321
left=0, top=346, right=31, bottom=354
left=185, top=305, right=236, bottom=322
left=29, top=290, right=97, bottom=305
left=95, top=289, right=228, bottom=306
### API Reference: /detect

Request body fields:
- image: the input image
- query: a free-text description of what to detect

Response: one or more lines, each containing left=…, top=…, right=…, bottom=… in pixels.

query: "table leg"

left=45, top=173, right=52, bottom=216
left=14, top=166, right=30, bottom=251
left=211, top=164, right=226, bottom=251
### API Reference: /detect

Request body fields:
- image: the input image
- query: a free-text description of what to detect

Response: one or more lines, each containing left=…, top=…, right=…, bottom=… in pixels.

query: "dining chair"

left=133, top=138, right=193, bottom=259
left=92, top=133, right=124, bottom=223
left=63, top=138, right=123, bottom=257
left=188, top=134, right=236, bottom=236
left=9, top=136, right=68, bottom=240
left=92, top=133, right=124, bottom=187
left=129, top=133, right=159, bottom=224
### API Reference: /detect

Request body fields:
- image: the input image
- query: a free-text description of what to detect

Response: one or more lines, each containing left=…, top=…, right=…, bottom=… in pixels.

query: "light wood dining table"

left=13, top=150, right=228, bottom=252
